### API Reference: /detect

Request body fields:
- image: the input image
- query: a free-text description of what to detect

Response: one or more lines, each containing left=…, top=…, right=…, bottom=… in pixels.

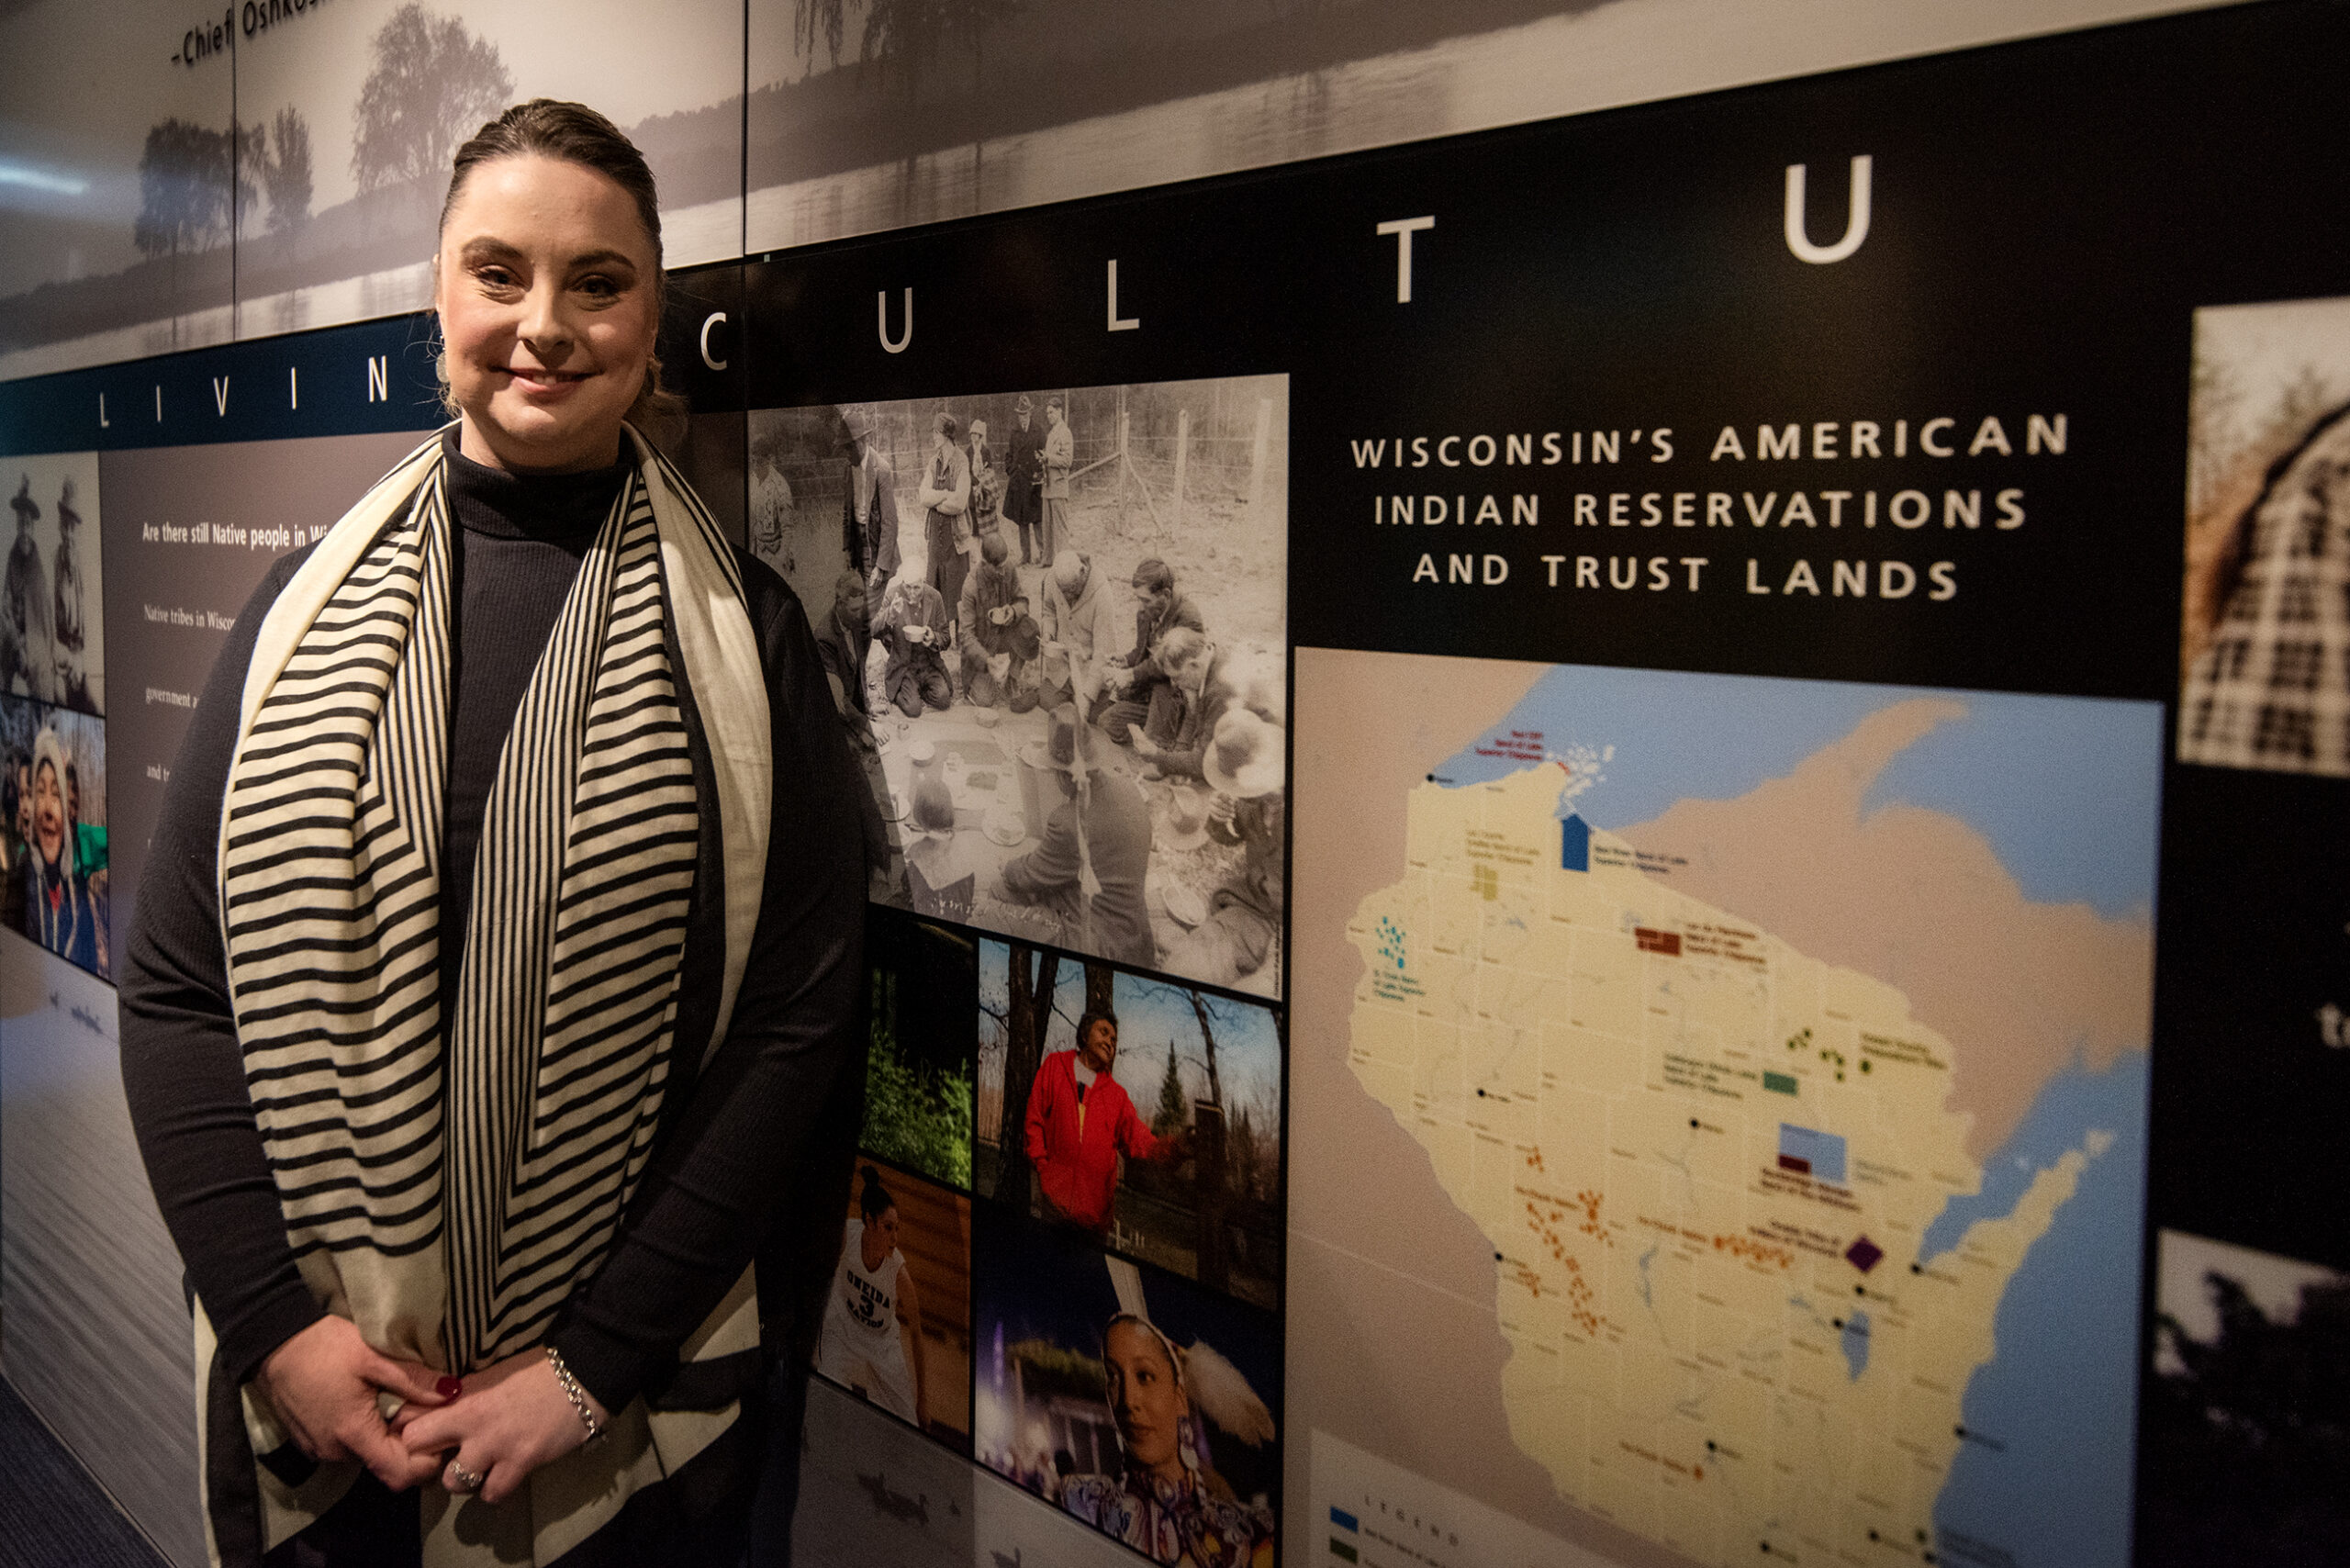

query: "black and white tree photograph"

left=226, top=0, right=746, bottom=341
left=2141, top=1229, right=2350, bottom=1568
left=0, top=0, right=746, bottom=373
left=740, top=0, right=2158, bottom=252
left=0, top=0, right=238, bottom=375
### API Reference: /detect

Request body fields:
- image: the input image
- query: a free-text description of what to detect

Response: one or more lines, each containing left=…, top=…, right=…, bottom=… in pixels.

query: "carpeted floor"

left=0, top=1376, right=172, bottom=1568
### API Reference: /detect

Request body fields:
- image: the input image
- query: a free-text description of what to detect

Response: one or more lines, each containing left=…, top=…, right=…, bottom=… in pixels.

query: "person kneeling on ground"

left=958, top=532, right=1040, bottom=710
left=874, top=572, right=953, bottom=717
left=1128, top=627, right=1236, bottom=784
left=1164, top=708, right=1285, bottom=990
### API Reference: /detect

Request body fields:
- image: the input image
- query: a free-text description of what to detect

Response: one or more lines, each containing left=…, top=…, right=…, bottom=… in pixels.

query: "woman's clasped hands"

left=395, top=1347, right=610, bottom=1505
left=258, top=1316, right=610, bottom=1506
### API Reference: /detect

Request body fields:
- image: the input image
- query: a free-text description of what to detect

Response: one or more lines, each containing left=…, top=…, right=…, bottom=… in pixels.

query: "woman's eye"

left=577, top=275, right=620, bottom=299
left=476, top=267, right=517, bottom=290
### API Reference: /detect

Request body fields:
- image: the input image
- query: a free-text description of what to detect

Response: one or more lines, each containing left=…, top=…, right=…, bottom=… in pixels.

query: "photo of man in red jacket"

left=1024, top=1011, right=1191, bottom=1237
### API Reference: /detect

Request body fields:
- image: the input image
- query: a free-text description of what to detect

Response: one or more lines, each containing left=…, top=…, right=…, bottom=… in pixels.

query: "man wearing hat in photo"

left=3, top=476, right=52, bottom=703
left=1005, top=395, right=1046, bottom=566
left=51, top=476, right=90, bottom=712
left=1164, top=707, right=1286, bottom=990
left=872, top=571, right=955, bottom=717
left=841, top=405, right=904, bottom=620
left=957, top=532, right=1042, bottom=711
left=998, top=705, right=1156, bottom=969
left=903, top=777, right=975, bottom=924
left=1041, top=398, right=1074, bottom=566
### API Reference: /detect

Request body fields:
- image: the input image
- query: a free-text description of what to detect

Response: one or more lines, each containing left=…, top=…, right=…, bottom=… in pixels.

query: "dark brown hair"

left=434, top=99, right=685, bottom=437
left=857, top=1163, right=893, bottom=1222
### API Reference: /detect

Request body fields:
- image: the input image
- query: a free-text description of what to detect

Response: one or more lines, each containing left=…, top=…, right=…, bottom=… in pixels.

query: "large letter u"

left=1784, top=156, right=1872, bottom=264
left=878, top=288, right=913, bottom=353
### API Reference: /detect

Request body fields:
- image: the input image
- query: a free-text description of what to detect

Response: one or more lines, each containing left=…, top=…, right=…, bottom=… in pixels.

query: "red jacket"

left=1024, top=1049, right=1163, bottom=1233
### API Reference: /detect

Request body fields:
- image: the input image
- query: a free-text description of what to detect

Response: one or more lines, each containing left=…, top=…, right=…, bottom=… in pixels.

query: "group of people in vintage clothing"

left=5, top=472, right=95, bottom=711
left=816, top=396, right=1284, bottom=993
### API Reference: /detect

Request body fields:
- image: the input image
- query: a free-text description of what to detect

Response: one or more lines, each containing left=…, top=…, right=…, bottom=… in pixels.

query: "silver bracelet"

left=543, top=1346, right=606, bottom=1445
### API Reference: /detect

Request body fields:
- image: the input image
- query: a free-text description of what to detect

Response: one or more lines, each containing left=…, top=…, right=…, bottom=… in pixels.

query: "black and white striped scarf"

left=203, top=428, right=771, bottom=1565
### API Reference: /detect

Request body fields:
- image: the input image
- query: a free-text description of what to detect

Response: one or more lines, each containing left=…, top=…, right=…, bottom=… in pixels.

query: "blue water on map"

left=1841, top=1312, right=1871, bottom=1380
left=1435, top=665, right=2162, bottom=918
left=1928, top=1051, right=2149, bottom=1568
left=1779, top=1123, right=1848, bottom=1183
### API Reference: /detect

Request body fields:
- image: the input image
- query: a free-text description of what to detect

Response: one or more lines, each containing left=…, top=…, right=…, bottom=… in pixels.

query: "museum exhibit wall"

left=5, top=2, right=2345, bottom=1566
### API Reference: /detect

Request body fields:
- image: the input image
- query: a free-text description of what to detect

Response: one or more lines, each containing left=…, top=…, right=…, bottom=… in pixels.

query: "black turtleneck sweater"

left=118, top=431, right=867, bottom=1418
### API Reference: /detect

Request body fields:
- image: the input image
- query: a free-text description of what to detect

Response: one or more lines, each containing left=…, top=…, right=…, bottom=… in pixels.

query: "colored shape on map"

left=1634, top=925, right=1681, bottom=955
left=1778, top=1123, right=1848, bottom=1183
left=1331, top=1508, right=1358, bottom=1531
left=1841, top=1310, right=1872, bottom=1379
left=1330, top=1541, right=1359, bottom=1563
left=1561, top=812, right=1590, bottom=871
left=1846, top=1235, right=1885, bottom=1272
left=1763, top=1070, right=1797, bottom=1095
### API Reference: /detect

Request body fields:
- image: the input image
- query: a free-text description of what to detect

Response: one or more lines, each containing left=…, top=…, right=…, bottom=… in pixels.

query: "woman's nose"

left=518, top=284, right=569, bottom=356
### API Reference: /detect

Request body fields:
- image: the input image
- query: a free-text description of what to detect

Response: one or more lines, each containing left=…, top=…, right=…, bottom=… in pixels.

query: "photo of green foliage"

left=860, top=909, right=978, bottom=1190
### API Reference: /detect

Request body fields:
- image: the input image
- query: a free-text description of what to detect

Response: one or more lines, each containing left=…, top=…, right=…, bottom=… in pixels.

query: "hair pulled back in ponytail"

left=432, top=98, right=688, bottom=442
left=858, top=1163, right=893, bottom=1222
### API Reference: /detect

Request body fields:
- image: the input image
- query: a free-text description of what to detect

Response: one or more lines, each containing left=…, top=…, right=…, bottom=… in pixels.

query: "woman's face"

left=872, top=1204, right=900, bottom=1249
left=433, top=155, right=659, bottom=474
left=1104, top=1320, right=1187, bottom=1475
left=1080, top=1018, right=1119, bottom=1072
left=30, top=760, right=62, bottom=864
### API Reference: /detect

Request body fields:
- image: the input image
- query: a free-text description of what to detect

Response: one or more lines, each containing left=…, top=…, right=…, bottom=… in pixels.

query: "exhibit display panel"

left=4, top=2, right=2347, bottom=1566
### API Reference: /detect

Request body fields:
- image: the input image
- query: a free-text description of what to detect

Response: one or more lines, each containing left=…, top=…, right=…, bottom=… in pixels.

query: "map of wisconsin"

left=1309, top=655, right=2160, bottom=1568
left=1615, top=697, right=2153, bottom=1163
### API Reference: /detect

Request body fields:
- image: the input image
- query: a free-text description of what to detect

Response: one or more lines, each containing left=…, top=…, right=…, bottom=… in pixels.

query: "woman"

left=813, top=1166, right=929, bottom=1428
left=118, top=101, right=867, bottom=1567
left=18, top=727, right=103, bottom=976
left=1060, top=1314, right=1275, bottom=1567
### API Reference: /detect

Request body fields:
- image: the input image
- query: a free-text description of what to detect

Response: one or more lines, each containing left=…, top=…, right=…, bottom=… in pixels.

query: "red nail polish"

left=435, top=1375, right=464, bottom=1400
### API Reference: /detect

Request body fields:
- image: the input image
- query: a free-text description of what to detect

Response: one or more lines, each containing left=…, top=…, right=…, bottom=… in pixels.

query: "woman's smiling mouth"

left=502, top=365, right=596, bottom=388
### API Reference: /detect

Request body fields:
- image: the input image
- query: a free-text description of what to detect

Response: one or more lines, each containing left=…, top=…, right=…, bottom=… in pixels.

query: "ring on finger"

left=446, top=1460, right=486, bottom=1495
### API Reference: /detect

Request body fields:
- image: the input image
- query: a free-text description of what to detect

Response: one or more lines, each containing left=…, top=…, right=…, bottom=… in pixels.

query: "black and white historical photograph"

left=0, top=0, right=236, bottom=376
left=2178, top=295, right=2350, bottom=777
left=3, top=452, right=102, bottom=715
left=226, top=0, right=746, bottom=340
left=738, top=0, right=2146, bottom=252
left=0, top=0, right=744, bottom=372
left=2140, top=1228, right=2350, bottom=1568
left=753, top=375, right=1288, bottom=999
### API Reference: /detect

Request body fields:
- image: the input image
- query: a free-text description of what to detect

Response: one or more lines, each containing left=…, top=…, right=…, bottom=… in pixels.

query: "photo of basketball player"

left=815, top=1159, right=975, bottom=1444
